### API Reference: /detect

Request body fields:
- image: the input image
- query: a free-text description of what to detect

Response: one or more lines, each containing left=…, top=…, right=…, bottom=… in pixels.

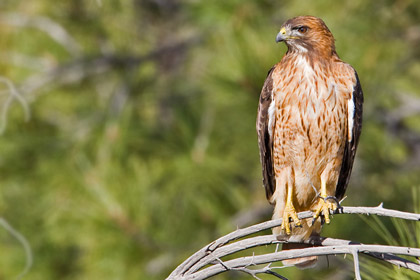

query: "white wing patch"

left=268, top=97, right=276, bottom=138
left=347, top=96, right=355, bottom=142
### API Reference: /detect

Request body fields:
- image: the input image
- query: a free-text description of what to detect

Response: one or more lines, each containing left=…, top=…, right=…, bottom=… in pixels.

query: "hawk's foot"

left=281, top=203, right=301, bottom=235
left=312, top=196, right=339, bottom=225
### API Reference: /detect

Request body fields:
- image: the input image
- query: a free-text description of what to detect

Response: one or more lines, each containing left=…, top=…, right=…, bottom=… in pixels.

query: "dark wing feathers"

left=335, top=70, right=364, bottom=200
left=256, top=67, right=276, bottom=201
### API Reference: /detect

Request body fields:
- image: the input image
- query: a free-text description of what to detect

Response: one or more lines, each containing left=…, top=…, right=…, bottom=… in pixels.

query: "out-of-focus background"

left=0, top=0, right=419, bottom=279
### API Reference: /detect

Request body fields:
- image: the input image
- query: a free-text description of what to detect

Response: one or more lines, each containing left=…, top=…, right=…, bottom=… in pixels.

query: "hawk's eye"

left=298, top=26, right=308, bottom=33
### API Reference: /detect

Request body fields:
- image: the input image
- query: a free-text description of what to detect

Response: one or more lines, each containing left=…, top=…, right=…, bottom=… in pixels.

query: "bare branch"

left=187, top=244, right=420, bottom=280
left=185, top=235, right=420, bottom=277
left=307, top=236, right=420, bottom=273
left=351, top=248, right=361, bottom=280
left=167, top=205, right=420, bottom=280
left=227, top=263, right=289, bottom=280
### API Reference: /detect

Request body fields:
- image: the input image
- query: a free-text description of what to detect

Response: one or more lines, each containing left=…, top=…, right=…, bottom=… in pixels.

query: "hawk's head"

left=276, top=16, right=336, bottom=57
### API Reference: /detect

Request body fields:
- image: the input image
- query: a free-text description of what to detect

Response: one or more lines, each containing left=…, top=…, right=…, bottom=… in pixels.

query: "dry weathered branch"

left=186, top=235, right=420, bottom=276
left=189, top=244, right=420, bottom=280
left=167, top=204, right=420, bottom=280
left=307, top=236, right=420, bottom=273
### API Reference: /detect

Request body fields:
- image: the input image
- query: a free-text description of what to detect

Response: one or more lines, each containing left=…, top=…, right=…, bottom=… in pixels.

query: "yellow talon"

left=313, top=197, right=337, bottom=224
left=313, top=176, right=339, bottom=224
left=280, top=177, right=301, bottom=235
left=281, top=202, right=301, bottom=235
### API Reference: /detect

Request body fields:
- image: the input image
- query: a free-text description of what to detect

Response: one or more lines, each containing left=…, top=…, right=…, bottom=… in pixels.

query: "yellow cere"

left=280, top=27, right=286, bottom=35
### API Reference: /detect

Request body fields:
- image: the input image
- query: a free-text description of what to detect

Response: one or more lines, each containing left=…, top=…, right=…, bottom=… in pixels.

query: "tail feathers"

left=281, top=243, right=318, bottom=269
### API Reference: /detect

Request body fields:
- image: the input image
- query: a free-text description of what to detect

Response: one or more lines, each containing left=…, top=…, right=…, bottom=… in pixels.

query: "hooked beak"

left=276, top=27, right=287, bottom=43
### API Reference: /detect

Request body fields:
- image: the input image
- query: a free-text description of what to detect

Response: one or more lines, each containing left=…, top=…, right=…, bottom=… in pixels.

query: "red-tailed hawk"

left=256, top=16, right=363, bottom=268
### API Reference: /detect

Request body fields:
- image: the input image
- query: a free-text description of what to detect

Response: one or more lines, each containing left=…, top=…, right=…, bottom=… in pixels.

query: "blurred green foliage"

left=0, top=0, right=419, bottom=279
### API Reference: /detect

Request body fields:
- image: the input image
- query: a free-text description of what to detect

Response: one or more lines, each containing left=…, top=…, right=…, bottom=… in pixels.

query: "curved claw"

left=281, top=204, right=301, bottom=235
left=313, top=196, right=338, bottom=224
left=325, top=196, right=341, bottom=212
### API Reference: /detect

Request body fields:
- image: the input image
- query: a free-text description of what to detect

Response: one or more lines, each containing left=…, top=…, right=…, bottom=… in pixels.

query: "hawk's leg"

left=312, top=178, right=338, bottom=224
left=312, top=164, right=339, bottom=224
left=281, top=183, right=301, bottom=235
left=324, top=195, right=341, bottom=209
left=312, top=195, right=339, bottom=225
